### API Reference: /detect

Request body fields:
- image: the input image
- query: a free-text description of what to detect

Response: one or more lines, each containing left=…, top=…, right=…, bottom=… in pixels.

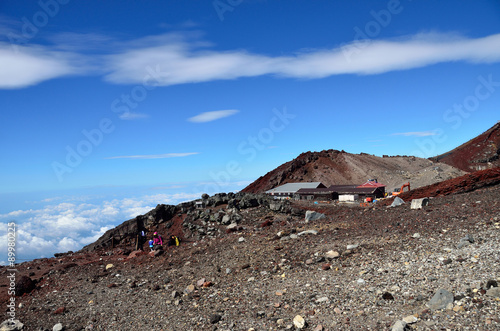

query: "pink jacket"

left=153, top=235, right=162, bottom=245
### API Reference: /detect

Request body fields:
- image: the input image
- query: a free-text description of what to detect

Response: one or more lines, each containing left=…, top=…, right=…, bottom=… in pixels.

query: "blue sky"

left=1, top=0, right=500, bottom=263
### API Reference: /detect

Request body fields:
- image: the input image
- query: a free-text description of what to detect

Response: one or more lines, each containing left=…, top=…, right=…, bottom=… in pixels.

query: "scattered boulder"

left=293, top=315, right=306, bottom=329
left=15, top=275, right=36, bottom=296
left=127, top=250, right=146, bottom=259
left=0, top=320, right=24, bottom=331
left=391, top=320, right=409, bottom=331
left=53, top=306, right=66, bottom=315
left=149, top=250, right=163, bottom=257
left=297, top=230, right=318, bottom=236
left=325, top=251, right=340, bottom=259
left=487, top=287, right=500, bottom=298
left=305, top=210, right=325, bottom=222
left=427, top=289, right=454, bottom=310
left=390, top=197, right=405, bottom=208
left=411, top=197, right=429, bottom=209
left=184, top=284, right=195, bottom=294
left=458, top=234, right=475, bottom=248
left=261, top=220, right=273, bottom=227
left=209, top=314, right=222, bottom=324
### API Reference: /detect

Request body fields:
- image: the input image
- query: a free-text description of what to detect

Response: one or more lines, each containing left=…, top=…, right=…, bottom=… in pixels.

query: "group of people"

left=139, top=231, right=181, bottom=252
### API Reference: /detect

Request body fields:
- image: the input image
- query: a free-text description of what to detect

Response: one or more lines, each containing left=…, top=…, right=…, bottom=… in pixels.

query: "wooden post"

left=135, top=235, right=139, bottom=251
left=111, top=237, right=114, bottom=248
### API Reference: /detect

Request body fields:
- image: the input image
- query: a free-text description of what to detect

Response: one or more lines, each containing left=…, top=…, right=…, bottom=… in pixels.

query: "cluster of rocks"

left=81, top=192, right=294, bottom=251
left=182, top=193, right=301, bottom=240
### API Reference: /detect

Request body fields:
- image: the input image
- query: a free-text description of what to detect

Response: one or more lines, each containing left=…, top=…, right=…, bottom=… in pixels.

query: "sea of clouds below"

left=0, top=192, right=204, bottom=265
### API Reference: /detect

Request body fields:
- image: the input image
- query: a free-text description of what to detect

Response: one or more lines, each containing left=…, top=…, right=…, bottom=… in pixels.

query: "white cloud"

left=57, top=237, right=81, bottom=252
left=188, top=109, right=239, bottom=123
left=392, top=131, right=438, bottom=137
left=0, top=42, right=86, bottom=89
left=119, top=111, right=149, bottom=120
left=105, top=152, right=199, bottom=160
left=2, top=31, right=500, bottom=89
left=103, top=32, right=500, bottom=85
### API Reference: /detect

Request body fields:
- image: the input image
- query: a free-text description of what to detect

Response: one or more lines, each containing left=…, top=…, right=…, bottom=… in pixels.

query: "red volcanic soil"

left=430, top=122, right=500, bottom=172
left=379, top=167, right=500, bottom=206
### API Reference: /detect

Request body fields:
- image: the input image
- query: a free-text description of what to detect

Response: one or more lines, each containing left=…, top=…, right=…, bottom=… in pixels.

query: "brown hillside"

left=378, top=167, right=500, bottom=206
left=242, top=149, right=465, bottom=193
left=430, top=122, right=500, bottom=172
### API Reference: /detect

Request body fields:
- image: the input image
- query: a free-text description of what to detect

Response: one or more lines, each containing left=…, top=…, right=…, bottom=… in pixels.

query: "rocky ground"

left=1, top=176, right=500, bottom=330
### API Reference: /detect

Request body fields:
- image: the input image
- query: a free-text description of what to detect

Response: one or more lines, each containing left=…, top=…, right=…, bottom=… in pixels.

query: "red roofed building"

left=356, top=179, right=386, bottom=197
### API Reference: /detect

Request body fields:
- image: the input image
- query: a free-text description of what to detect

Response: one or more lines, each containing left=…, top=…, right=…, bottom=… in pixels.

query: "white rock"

left=391, top=320, right=407, bottom=331
left=403, top=315, right=418, bottom=324
left=325, top=250, right=340, bottom=259
left=293, top=315, right=306, bottom=329
left=297, top=230, right=319, bottom=236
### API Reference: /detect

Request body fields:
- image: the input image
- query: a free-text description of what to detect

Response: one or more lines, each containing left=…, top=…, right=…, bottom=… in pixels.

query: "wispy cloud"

left=0, top=42, right=85, bottom=89
left=188, top=109, right=239, bottom=123
left=118, top=111, right=149, bottom=120
left=2, top=31, right=500, bottom=89
left=392, top=131, right=438, bottom=137
left=103, top=32, right=500, bottom=85
left=105, top=152, right=199, bottom=159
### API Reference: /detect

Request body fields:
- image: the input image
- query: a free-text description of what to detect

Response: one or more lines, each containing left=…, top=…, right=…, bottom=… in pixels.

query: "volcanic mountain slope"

left=430, top=121, right=500, bottom=172
left=242, top=149, right=465, bottom=194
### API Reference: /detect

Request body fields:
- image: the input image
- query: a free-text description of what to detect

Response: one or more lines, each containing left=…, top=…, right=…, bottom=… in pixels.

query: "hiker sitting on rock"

left=152, top=232, right=163, bottom=250
left=167, top=235, right=181, bottom=247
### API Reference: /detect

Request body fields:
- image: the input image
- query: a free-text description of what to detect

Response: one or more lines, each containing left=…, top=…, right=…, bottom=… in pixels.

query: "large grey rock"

left=458, top=234, right=475, bottom=248
left=427, top=289, right=454, bottom=310
left=0, top=320, right=24, bottom=331
left=391, top=320, right=409, bottom=331
left=486, top=287, right=500, bottom=298
left=390, top=197, right=405, bottom=208
left=411, top=197, right=429, bottom=209
left=239, top=196, right=259, bottom=209
left=269, top=203, right=283, bottom=211
left=305, top=210, right=325, bottom=222
left=221, top=214, right=232, bottom=225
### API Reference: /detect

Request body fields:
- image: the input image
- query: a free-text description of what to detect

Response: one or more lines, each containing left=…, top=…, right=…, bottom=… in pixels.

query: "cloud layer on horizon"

left=1, top=31, right=500, bottom=89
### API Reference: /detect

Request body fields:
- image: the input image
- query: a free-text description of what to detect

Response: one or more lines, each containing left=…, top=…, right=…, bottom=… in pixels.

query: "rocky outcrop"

left=81, top=192, right=291, bottom=252
left=81, top=204, right=180, bottom=251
